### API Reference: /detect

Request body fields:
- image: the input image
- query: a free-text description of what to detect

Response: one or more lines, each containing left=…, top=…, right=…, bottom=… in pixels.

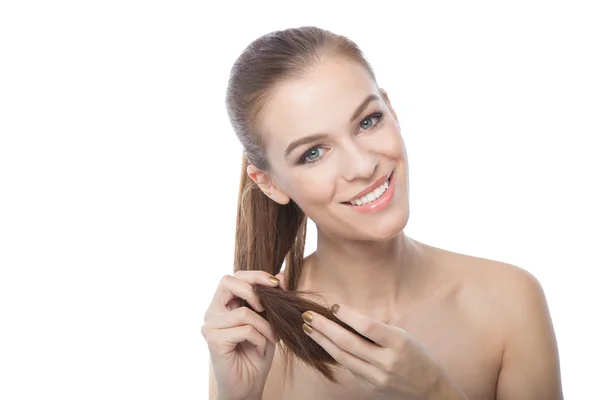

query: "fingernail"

left=331, top=304, right=340, bottom=313
left=268, top=276, right=280, bottom=285
left=301, top=311, right=313, bottom=324
left=302, top=323, right=313, bottom=334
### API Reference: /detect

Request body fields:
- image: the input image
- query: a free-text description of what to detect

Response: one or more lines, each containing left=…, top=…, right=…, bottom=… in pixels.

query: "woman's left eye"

left=359, top=112, right=384, bottom=131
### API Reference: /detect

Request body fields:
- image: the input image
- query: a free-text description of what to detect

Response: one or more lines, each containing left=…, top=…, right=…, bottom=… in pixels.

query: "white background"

left=1, top=0, right=598, bottom=398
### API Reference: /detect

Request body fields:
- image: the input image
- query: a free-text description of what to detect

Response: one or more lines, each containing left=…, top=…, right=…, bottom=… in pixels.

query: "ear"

left=247, top=164, right=291, bottom=205
left=379, top=87, right=399, bottom=122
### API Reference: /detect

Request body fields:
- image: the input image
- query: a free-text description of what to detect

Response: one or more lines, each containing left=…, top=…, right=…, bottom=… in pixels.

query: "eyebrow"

left=284, top=94, right=379, bottom=158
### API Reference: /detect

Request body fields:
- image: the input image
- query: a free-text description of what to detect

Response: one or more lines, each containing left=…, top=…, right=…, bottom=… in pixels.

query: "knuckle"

left=219, top=274, right=232, bottom=286
left=381, top=352, right=397, bottom=372
left=239, top=305, right=252, bottom=319
left=337, top=335, right=354, bottom=350
left=242, top=325, right=255, bottom=336
left=202, top=330, right=216, bottom=345
left=236, top=306, right=254, bottom=324
left=203, top=306, right=217, bottom=323
left=361, top=319, right=376, bottom=338
left=373, top=371, right=391, bottom=388
left=200, top=326, right=218, bottom=346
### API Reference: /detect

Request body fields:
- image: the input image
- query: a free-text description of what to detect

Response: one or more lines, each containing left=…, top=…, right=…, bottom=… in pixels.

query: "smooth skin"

left=205, top=56, right=562, bottom=399
left=297, top=259, right=561, bottom=399
left=300, top=303, right=467, bottom=399
left=202, top=270, right=286, bottom=400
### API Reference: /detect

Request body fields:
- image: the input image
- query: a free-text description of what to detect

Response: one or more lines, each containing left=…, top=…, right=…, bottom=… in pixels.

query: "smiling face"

left=248, top=57, right=410, bottom=241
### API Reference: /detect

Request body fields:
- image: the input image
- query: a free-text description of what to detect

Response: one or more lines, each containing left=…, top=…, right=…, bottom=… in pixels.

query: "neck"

left=303, top=231, right=429, bottom=319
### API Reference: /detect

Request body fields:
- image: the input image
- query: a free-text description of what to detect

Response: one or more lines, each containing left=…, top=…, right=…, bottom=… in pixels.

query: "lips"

left=342, top=171, right=393, bottom=204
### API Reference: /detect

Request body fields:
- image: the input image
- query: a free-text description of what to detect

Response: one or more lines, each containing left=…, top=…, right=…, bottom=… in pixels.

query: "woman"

left=201, top=26, right=562, bottom=400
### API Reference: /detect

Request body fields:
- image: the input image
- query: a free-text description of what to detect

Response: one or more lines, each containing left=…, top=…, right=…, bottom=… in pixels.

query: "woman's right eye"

left=299, top=147, right=325, bottom=164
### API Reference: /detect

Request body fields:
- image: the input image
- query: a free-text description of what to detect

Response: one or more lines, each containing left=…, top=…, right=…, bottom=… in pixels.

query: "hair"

left=225, top=26, right=379, bottom=384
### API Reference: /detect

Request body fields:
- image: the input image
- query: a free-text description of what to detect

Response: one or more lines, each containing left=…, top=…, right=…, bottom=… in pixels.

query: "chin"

left=365, top=208, right=409, bottom=241
left=335, top=204, right=409, bottom=242
left=312, top=189, right=410, bottom=241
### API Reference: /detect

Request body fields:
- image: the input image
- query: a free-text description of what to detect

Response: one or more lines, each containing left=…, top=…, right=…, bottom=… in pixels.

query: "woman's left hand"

left=301, top=303, right=467, bottom=400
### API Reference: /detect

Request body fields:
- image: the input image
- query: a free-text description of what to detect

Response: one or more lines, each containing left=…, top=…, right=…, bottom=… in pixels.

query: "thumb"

left=274, top=272, right=288, bottom=291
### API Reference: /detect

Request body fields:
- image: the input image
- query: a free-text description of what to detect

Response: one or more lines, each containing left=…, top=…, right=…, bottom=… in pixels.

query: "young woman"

left=201, top=26, right=562, bottom=400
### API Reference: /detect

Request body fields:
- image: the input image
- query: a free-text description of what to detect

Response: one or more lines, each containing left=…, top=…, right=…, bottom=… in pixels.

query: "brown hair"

left=254, top=285, right=375, bottom=383
left=226, top=26, right=379, bottom=384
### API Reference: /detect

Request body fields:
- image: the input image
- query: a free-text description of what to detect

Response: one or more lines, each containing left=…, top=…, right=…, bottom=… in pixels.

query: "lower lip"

left=344, top=172, right=396, bottom=214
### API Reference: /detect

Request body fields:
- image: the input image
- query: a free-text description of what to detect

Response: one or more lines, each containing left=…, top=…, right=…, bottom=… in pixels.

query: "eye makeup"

left=296, top=110, right=385, bottom=165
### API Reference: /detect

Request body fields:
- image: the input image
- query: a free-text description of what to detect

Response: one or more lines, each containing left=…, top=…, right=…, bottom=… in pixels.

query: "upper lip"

left=344, top=172, right=393, bottom=202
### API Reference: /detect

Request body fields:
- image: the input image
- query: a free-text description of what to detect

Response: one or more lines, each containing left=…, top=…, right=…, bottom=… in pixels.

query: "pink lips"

left=346, top=172, right=391, bottom=203
left=344, top=171, right=396, bottom=214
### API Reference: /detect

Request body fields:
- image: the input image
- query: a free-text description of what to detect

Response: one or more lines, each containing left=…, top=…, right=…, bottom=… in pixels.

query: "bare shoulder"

left=421, top=243, right=552, bottom=342
left=426, top=245, right=562, bottom=398
left=427, top=244, right=545, bottom=315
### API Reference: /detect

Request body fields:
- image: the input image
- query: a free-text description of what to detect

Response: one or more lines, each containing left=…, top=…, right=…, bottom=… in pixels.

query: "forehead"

left=261, top=58, right=379, bottom=147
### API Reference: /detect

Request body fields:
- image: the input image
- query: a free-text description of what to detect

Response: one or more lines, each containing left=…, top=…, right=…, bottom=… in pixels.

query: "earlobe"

left=246, top=164, right=291, bottom=205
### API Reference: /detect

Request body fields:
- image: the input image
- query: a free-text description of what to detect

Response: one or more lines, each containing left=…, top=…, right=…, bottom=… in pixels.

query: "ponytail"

left=234, top=153, right=307, bottom=290
left=226, top=24, right=381, bottom=386
left=233, top=153, right=361, bottom=385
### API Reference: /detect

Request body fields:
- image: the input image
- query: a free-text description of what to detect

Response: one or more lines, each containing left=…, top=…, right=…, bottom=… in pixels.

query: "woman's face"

left=253, top=58, right=410, bottom=241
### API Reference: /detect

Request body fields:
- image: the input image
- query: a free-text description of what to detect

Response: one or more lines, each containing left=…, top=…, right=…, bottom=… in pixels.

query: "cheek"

left=377, top=125, right=405, bottom=159
left=287, top=170, right=336, bottom=205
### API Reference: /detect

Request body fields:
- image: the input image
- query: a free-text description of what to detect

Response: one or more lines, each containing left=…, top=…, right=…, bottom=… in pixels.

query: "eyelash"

left=298, top=111, right=385, bottom=165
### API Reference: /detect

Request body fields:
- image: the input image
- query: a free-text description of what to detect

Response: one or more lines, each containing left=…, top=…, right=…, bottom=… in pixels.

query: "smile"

left=342, top=171, right=396, bottom=214
left=348, top=175, right=391, bottom=206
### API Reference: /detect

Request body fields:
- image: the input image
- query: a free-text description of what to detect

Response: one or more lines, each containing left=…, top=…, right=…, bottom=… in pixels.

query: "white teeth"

left=349, top=177, right=391, bottom=206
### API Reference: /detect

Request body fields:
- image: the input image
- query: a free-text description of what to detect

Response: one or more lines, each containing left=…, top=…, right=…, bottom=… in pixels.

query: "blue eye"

left=299, top=147, right=325, bottom=164
left=297, top=111, right=384, bottom=166
left=359, top=112, right=383, bottom=130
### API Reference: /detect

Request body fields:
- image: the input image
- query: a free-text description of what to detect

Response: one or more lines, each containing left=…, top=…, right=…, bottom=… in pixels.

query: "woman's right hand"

left=201, top=270, right=286, bottom=400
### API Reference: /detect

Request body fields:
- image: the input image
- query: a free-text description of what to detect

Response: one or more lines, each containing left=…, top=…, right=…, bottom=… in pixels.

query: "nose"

left=340, top=142, right=378, bottom=182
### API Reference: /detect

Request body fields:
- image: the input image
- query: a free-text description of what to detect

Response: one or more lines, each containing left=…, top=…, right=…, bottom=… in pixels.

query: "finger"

left=225, top=297, right=243, bottom=311
left=214, top=325, right=268, bottom=357
left=274, top=272, right=287, bottom=291
left=329, top=303, right=402, bottom=349
left=302, top=323, right=382, bottom=384
left=205, top=306, right=277, bottom=344
left=226, top=271, right=281, bottom=311
left=210, top=272, right=280, bottom=317
left=302, top=310, right=386, bottom=368
left=233, top=270, right=281, bottom=287
left=213, top=276, right=261, bottom=318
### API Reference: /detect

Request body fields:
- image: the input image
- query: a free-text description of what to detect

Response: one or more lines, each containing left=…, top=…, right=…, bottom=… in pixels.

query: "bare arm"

left=496, top=268, right=563, bottom=399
